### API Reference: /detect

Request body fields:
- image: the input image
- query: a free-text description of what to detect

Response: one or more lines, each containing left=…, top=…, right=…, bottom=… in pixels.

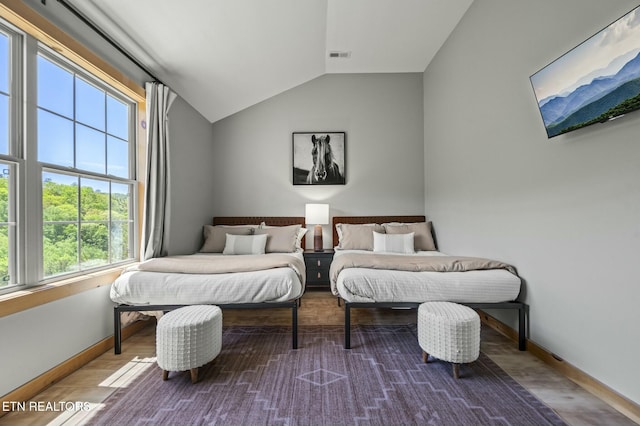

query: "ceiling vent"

left=328, top=51, right=351, bottom=59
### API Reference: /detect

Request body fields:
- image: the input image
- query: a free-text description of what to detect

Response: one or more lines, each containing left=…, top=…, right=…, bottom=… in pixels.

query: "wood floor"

left=1, top=291, right=636, bottom=425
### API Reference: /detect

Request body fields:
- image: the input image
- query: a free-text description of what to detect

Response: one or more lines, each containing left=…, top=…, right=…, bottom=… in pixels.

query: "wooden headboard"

left=213, top=216, right=306, bottom=246
left=331, top=215, right=427, bottom=248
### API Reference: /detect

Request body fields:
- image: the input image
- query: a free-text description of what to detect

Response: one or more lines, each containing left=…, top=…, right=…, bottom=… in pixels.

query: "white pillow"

left=294, top=227, right=308, bottom=251
left=373, top=231, right=415, bottom=254
left=223, top=234, right=267, bottom=255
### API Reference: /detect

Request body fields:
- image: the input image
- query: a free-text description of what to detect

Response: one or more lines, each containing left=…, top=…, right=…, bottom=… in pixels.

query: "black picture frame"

left=292, top=132, right=346, bottom=185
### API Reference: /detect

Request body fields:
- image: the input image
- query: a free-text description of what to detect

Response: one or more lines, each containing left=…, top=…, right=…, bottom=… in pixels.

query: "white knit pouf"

left=156, top=305, right=222, bottom=383
left=418, top=302, right=480, bottom=379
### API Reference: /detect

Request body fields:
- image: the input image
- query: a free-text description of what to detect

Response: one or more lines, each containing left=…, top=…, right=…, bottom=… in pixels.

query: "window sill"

left=0, top=265, right=134, bottom=319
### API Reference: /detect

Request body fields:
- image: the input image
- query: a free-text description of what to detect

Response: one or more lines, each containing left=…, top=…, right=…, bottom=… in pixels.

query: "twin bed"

left=112, top=217, right=306, bottom=353
left=330, top=216, right=525, bottom=350
left=111, top=215, right=526, bottom=354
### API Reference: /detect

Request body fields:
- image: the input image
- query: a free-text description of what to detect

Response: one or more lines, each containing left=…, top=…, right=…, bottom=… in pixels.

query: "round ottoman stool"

left=156, top=305, right=222, bottom=383
left=418, top=302, right=480, bottom=379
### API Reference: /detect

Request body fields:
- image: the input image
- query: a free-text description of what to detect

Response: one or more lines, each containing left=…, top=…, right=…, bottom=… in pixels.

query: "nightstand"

left=303, top=249, right=334, bottom=290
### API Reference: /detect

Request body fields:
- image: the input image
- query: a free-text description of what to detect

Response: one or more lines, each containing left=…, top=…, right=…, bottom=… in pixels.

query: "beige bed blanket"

left=127, top=254, right=306, bottom=285
left=330, top=253, right=517, bottom=292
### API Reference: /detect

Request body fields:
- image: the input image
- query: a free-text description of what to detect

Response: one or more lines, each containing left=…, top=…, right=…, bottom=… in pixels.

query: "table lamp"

left=305, top=203, right=329, bottom=251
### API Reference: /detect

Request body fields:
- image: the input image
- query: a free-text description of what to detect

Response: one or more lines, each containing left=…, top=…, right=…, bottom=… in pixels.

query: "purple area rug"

left=92, top=325, right=566, bottom=425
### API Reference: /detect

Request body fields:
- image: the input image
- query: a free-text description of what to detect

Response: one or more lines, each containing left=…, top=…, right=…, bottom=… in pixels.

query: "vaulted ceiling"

left=67, top=0, right=473, bottom=123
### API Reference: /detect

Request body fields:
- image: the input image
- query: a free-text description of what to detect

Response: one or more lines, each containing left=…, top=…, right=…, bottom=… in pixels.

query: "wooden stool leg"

left=422, top=351, right=429, bottom=363
left=453, top=363, right=460, bottom=379
left=162, top=370, right=169, bottom=381
left=190, top=368, right=199, bottom=384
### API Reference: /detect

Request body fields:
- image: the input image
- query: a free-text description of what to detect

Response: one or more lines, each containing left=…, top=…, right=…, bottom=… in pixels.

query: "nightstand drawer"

left=303, top=250, right=334, bottom=289
left=306, top=267, right=330, bottom=284
left=304, top=255, right=332, bottom=270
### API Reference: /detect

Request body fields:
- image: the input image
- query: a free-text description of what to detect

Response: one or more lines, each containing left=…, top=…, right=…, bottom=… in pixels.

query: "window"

left=0, top=162, right=15, bottom=288
left=41, top=172, right=133, bottom=277
left=1, top=30, right=9, bottom=155
left=0, top=30, right=9, bottom=288
left=0, top=15, right=138, bottom=292
left=0, top=23, right=18, bottom=290
left=37, top=52, right=135, bottom=279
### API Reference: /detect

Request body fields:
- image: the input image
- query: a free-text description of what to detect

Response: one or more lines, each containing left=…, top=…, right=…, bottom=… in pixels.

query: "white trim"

left=0, top=21, right=24, bottom=290
left=24, top=34, right=41, bottom=285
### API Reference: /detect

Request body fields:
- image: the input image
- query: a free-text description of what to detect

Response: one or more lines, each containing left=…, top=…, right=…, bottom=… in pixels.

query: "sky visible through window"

left=37, top=54, right=130, bottom=192
left=1, top=32, right=11, bottom=284
left=1, top=32, right=9, bottom=156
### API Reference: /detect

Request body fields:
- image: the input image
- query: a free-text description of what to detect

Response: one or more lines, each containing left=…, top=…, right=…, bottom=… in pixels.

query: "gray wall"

left=166, top=97, right=217, bottom=255
left=423, top=0, right=640, bottom=404
left=0, top=286, right=113, bottom=396
left=210, top=73, right=425, bottom=248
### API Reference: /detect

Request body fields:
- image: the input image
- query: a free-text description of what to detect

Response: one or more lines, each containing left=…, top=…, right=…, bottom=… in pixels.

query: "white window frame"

left=0, top=20, right=23, bottom=293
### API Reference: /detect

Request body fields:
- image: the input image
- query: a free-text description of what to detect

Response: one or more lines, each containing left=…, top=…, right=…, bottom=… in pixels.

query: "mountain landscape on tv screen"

left=540, top=51, right=640, bottom=137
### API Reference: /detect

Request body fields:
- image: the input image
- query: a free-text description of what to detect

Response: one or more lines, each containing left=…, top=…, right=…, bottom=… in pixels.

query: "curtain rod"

left=47, top=0, right=162, bottom=83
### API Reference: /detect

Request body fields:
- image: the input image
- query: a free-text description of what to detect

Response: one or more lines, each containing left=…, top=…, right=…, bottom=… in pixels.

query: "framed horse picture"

left=292, top=132, right=346, bottom=185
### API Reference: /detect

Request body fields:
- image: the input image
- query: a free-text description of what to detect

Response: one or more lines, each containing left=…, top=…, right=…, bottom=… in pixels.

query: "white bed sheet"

left=110, top=252, right=304, bottom=305
left=333, top=249, right=521, bottom=303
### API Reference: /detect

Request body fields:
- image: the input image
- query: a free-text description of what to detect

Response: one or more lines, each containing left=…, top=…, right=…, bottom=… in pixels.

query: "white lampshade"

left=305, top=203, right=329, bottom=225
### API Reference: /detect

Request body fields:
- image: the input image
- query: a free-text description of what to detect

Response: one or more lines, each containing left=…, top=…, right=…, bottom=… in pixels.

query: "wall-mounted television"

left=530, top=5, right=640, bottom=138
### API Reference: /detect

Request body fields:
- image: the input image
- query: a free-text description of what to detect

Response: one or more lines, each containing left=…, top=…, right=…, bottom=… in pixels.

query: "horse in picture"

left=307, top=134, right=344, bottom=184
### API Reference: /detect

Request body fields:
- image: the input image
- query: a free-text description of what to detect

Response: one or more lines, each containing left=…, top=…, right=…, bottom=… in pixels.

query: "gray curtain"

left=141, top=82, right=177, bottom=260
